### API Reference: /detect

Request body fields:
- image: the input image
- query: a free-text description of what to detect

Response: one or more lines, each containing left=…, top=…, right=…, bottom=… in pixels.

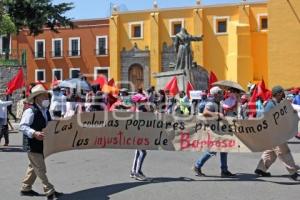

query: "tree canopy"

left=1, top=0, right=74, bottom=36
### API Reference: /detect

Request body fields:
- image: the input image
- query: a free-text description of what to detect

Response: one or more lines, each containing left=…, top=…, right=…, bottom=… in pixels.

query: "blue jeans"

left=195, top=151, right=228, bottom=172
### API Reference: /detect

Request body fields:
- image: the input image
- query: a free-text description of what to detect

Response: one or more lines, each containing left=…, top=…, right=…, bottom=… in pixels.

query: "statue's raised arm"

left=174, top=28, right=203, bottom=70
left=189, top=35, right=204, bottom=41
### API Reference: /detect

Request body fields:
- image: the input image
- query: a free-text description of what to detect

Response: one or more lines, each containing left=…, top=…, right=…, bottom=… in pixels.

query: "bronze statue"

left=174, top=28, right=203, bottom=70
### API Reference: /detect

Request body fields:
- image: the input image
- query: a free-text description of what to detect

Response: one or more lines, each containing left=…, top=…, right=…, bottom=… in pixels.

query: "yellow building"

left=110, top=1, right=268, bottom=90
left=268, top=0, right=300, bottom=88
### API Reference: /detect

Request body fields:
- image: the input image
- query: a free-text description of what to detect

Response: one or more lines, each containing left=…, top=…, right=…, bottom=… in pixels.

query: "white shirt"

left=50, top=92, right=67, bottom=114
left=0, top=100, right=13, bottom=125
left=19, top=104, right=49, bottom=138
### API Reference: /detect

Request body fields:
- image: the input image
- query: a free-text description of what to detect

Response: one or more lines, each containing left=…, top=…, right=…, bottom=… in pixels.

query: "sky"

left=52, top=0, right=262, bottom=19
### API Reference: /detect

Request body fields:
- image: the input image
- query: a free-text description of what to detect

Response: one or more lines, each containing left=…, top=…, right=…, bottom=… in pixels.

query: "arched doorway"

left=129, top=64, right=144, bottom=90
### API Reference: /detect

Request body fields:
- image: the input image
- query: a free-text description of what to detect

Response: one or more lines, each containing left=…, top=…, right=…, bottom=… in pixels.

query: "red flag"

left=209, top=71, right=218, bottom=90
left=6, top=68, right=25, bottom=95
left=164, top=76, right=179, bottom=96
left=256, top=79, right=271, bottom=101
left=248, top=85, right=258, bottom=118
left=25, top=84, right=32, bottom=97
left=107, top=78, right=115, bottom=87
left=169, top=78, right=179, bottom=96
left=93, top=75, right=107, bottom=87
left=51, top=76, right=60, bottom=88
left=186, top=81, right=194, bottom=98
left=164, top=76, right=176, bottom=91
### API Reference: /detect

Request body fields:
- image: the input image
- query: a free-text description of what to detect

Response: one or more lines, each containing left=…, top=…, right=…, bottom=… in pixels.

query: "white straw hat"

left=27, top=84, right=49, bottom=103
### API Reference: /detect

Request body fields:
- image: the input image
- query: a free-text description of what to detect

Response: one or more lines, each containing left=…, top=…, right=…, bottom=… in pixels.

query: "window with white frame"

left=35, top=69, right=46, bottom=82
left=69, top=37, right=80, bottom=56
left=257, top=14, right=268, bottom=31
left=0, top=35, right=11, bottom=54
left=69, top=68, right=80, bottom=79
left=52, top=38, right=63, bottom=57
left=52, top=68, right=63, bottom=81
left=35, top=39, right=45, bottom=58
left=169, top=19, right=184, bottom=37
left=213, top=16, right=230, bottom=35
left=129, top=22, right=144, bottom=39
left=96, top=36, right=108, bottom=56
left=94, top=67, right=109, bottom=80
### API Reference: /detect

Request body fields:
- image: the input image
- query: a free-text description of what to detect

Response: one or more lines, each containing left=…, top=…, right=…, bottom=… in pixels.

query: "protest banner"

left=292, top=104, right=300, bottom=118
left=43, top=100, right=299, bottom=157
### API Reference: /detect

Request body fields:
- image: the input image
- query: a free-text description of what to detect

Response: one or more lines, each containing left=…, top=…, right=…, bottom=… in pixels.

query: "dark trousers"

left=0, top=125, right=9, bottom=144
left=7, top=106, right=17, bottom=121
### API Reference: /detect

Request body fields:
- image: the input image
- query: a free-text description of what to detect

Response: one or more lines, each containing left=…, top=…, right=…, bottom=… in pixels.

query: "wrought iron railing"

left=0, top=49, right=26, bottom=66
left=67, top=50, right=81, bottom=57
left=49, top=51, right=64, bottom=58
left=95, top=48, right=109, bottom=56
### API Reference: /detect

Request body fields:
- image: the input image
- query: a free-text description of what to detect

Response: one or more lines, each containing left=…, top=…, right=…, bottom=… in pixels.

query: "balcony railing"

left=0, top=49, right=27, bottom=66
left=49, top=51, right=64, bottom=58
left=95, top=48, right=109, bottom=56
left=34, top=51, right=46, bottom=59
left=67, top=50, right=81, bottom=57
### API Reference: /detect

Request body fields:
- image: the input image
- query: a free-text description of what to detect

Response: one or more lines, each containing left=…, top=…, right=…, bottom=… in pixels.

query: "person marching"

left=193, top=86, right=235, bottom=177
left=0, top=99, right=13, bottom=146
left=130, top=89, right=149, bottom=181
left=19, top=84, right=63, bottom=199
left=255, top=86, right=300, bottom=181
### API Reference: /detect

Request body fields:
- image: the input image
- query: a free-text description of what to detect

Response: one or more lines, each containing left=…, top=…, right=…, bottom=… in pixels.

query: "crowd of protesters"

left=1, top=77, right=300, bottom=199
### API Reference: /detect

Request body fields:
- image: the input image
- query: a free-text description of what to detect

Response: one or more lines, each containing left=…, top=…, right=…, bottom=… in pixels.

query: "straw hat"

left=27, top=84, right=49, bottom=103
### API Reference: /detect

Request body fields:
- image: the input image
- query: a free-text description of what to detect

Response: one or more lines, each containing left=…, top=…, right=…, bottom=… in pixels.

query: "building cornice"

left=112, top=0, right=267, bottom=15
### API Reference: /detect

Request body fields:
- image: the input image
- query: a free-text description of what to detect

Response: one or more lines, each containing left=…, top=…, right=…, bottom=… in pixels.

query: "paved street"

left=1, top=129, right=300, bottom=200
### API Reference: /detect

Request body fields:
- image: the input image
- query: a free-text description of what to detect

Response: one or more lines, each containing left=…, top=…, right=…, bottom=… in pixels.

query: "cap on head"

left=272, top=85, right=284, bottom=96
left=210, top=86, right=222, bottom=96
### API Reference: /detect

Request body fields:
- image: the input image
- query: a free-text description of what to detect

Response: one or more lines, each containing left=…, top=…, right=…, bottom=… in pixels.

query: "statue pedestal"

left=153, top=66, right=209, bottom=91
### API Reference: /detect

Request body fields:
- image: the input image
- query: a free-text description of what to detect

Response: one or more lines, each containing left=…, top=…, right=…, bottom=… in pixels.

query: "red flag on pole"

left=248, top=85, right=258, bottom=118
left=209, top=71, right=218, bottom=90
left=6, top=68, right=25, bottom=95
left=107, top=78, right=115, bottom=87
left=256, top=79, right=271, bottom=101
left=164, top=76, right=176, bottom=91
left=164, top=76, right=179, bottom=96
left=93, top=75, right=107, bottom=87
left=186, top=81, right=194, bottom=98
left=51, top=76, right=60, bottom=88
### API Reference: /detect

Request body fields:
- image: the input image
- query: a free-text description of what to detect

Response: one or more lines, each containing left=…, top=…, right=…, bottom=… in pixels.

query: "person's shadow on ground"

left=58, top=177, right=194, bottom=200
left=57, top=173, right=300, bottom=200
left=0, top=145, right=24, bottom=152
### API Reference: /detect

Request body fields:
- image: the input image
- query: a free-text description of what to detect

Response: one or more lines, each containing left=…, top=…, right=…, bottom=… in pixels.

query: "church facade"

left=109, top=1, right=268, bottom=90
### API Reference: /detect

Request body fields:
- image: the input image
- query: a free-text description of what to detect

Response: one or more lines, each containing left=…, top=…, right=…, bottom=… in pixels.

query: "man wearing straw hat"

left=19, top=84, right=63, bottom=199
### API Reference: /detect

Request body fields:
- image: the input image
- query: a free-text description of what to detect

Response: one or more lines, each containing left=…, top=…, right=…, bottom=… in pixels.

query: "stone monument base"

left=153, top=65, right=209, bottom=92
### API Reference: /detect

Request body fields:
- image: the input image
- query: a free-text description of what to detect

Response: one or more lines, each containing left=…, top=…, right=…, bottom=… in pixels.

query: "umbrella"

left=212, top=80, right=245, bottom=93
left=59, top=78, right=91, bottom=91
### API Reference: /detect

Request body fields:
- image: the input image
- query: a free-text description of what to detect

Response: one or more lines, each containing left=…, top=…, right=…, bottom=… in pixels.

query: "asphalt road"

left=1, top=131, right=300, bottom=200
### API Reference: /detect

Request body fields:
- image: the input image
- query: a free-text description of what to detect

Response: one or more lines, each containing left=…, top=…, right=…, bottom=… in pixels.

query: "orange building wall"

left=13, top=19, right=110, bottom=87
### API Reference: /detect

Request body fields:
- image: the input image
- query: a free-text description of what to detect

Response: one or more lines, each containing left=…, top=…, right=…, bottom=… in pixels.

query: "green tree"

left=0, top=13, right=16, bottom=35
left=5, top=0, right=74, bottom=35
left=0, top=0, right=74, bottom=60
